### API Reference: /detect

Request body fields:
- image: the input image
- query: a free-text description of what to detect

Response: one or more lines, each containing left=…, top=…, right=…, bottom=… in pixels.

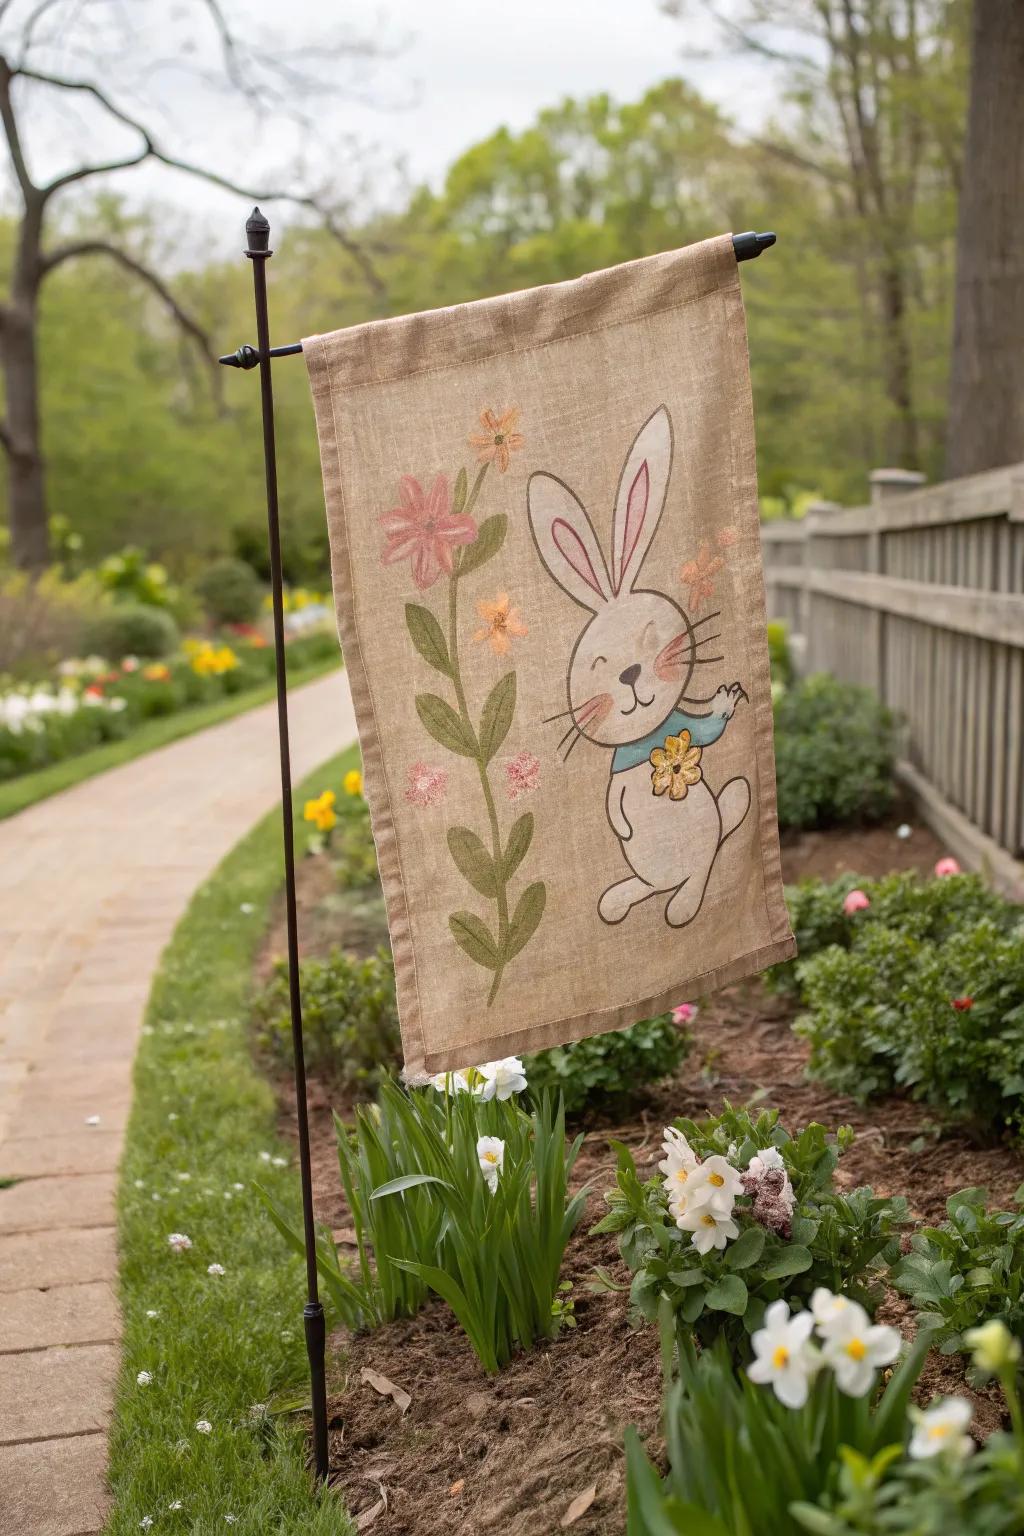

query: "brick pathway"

left=0, top=671, right=357, bottom=1536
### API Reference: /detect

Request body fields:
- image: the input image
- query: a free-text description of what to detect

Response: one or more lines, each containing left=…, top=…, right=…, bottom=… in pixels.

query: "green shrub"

left=594, top=1105, right=906, bottom=1359
left=81, top=602, right=179, bottom=660
left=766, top=870, right=1015, bottom=999
left=0, top=567, right=103, bottom=675
left=98, top=545, right=179, bottom=610
left=795, top=910, right=1024, bottom=1134
left=525, top=1013, right=688, bottom=1116
left=253, top=946, right=400, bottom=1090
left=774, top=674, right=897, bottom=829
left=194, top=557, right=263, bottom=626
left=893, top=1185, right=1024, bottom=1377
left=767, top=619, right=792, bottom=686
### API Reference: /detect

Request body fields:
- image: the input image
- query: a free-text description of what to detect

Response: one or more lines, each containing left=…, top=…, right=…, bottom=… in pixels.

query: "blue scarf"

left=611, top=706, right=726, bottom=774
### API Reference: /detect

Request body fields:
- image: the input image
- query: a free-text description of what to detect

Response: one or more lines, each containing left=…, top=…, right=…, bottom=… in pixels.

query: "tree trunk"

left=879, top=253, right=918, bottom=467
left=3, top=296, right=49, bottom=570
left=946, top=0, right=1024, bottom=480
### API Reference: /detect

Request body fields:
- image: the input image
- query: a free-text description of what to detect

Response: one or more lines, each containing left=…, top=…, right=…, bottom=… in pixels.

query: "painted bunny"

left=527, top=404, right=751, bottom=928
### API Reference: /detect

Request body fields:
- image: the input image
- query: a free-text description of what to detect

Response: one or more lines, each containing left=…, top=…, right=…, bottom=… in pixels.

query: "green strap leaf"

left=449, top=910, right=500, bottom=970
left=452, top=465, right=468, bottom=515
left=503, top=812, right=534, bottom=879
left=478, top=671, right=516, bottom=765
left=405, top=604, right=451, bottom=677
left=370, top=1173, right=453, bottom=1199
left=458, top=514, right=507, bottom=578
left=447, top=826, right=498, bottom=897
left=416, top=693, right=477, bottom=757
left=504, top=880, right=546, bottom=962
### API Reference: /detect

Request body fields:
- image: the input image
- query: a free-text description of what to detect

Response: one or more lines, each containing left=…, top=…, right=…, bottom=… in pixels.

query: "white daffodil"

left=686, top=1155, right=745, bottom=1219
left=476, top=1135, right=505, bottom=1193
left=475, top=1057, right=527, bottom=1101
left=431, top=1068, right=472, bottom=1094
left=810, top=1287, right=853, bottom=1331
left=676, top=1204, right=739, bottom=1255
left=964, top=1320, right=1022, bottom=1375
left=748, top=1301, right=817, bottom=1407
left=819, top=1298, right=900, bottom=1396
left=909, top=1398, right=974, bottom=1460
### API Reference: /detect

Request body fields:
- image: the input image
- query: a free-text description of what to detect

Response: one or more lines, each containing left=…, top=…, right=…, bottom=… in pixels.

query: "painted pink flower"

left=505, top=750, right=540, bottom=801
left=934, top=857, right=962, bottom=877
left=672, top=1003, right=697, bottom=1025
left=404, top=761, right=448, bottom=808
left=679, top=543, right=724, bottom=613
left=716, top=526, right=738, bottom=548
left=843, top=889, right=870, bottom=915
left=380, top=473, right=477, bottom=590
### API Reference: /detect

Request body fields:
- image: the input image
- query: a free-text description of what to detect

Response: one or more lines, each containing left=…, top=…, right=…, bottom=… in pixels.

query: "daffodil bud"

left=964, top=1320, right=1022, bottom=1375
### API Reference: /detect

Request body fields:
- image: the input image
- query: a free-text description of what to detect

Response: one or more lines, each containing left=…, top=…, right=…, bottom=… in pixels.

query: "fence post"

left=801, top=500, right=842, bottom=674
left=867, top=469, right=926, bottom=699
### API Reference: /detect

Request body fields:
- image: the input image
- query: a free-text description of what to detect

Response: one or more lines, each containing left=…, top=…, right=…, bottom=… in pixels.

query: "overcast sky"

left=1, top=0, right=773, bottom=247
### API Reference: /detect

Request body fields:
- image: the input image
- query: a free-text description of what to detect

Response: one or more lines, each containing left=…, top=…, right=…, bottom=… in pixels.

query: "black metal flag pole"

left=219, top=209, right=776, bottom=1487
left=236, top=206, right=329, bottom=1482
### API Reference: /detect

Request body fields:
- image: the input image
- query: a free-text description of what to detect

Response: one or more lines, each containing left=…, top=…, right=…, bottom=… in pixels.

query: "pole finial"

left=245, top=206, right=271, bottom=256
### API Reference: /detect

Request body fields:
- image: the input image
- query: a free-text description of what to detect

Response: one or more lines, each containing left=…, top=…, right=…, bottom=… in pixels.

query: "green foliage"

left=795, top=904, right=1024, bottom=1135
left=893, top=1186, right=1024, bottom=1372
left=0, top=566, right=104, bottom=675
left=525, top=1013, right=689, bottom=1116
left=194, top=557, right=263, bottom=626
left=253, top=947, right=399, bottom=1093
left=774, top=675, right=898, bottom=830
left=98, top=545, right=180, bottom=610
left=263, top=1081, right=588, bottom=1373
left=332, top=800, right=380, bottom=891
left=594, top=1106, right=905, bottom=1357
left=625, top=1326, right=932, bottom=1536
left=81, top=601, right=180, bottom=660
left=767, top=620, right=793, bottom=686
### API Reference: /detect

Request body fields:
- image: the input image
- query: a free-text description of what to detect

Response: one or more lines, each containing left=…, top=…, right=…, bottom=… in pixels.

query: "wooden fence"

left=761, top=465, right=1024, bottom=895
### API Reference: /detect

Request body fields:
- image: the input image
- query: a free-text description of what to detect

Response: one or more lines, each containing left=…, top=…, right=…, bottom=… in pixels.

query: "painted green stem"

left=447, top=510, right=510, bottom=1006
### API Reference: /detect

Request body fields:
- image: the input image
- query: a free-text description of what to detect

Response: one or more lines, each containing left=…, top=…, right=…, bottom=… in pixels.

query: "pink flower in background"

left=405, top=761, right=448, bottom=808
left=505, top=750, right=540, bottom=801
left=379, top=473, right=477, bottom=590
left=934, top=857, right=962, bottom=877
left=716, top=526, right=738, bottom=548
left=843, top=889, right=871, bottom=915
left=672, top=1003, right=697, bottom=1025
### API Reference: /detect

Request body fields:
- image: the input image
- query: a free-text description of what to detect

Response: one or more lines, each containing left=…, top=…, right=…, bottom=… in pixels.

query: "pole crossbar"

left=223, top=206, right=775, bottom=1488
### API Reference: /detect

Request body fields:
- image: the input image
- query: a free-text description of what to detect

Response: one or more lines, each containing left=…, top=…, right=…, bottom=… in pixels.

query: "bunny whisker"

left=542, top=704, right=584, bottom=724
left=691, top=610, right=721, bottom=629
left=691, top=631, right=723, bottom=649
left=691, top=654, right=725, bottom=665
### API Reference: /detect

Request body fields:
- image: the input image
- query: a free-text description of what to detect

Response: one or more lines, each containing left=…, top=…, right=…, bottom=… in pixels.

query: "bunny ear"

left=527, top=472, right=612, bottom=612
left=610, top=405, right=674, bottom=594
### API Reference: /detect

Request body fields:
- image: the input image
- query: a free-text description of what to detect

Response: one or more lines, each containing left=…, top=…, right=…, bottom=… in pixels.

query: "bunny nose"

left=619, top=663, right=641, bottom=687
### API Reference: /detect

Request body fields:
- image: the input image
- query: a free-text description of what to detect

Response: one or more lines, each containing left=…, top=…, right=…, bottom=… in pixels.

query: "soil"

left=257, top=814, right=1024, bottom=1535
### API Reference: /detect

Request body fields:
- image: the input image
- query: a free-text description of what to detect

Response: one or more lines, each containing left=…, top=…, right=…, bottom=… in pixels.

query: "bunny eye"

left=590, top=655, right=607, bottom=671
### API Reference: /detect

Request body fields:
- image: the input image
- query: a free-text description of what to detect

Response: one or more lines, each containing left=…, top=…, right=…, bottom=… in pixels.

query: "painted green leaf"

left=504, top=881, right=546, bottom=961
left=478, top=671, right=516, bottom=765
left=405, top=604, right=451, bottom=677
left=458, top=514, right=507, bottom=578
left=452, top=465, right=468, bottom=515
left=416, top=694, right=476, bottom=757
left=447, top=826, right=497, bottom=898
left=449, top=910, right=500, bottom=970
left=503, top=812, right=534, bottom=880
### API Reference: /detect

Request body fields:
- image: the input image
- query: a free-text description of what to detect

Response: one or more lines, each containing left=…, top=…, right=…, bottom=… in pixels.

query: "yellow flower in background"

left=651, top=730, right=703, bottom=801
left=142, top=662, right=170, bottom=681
left=343, top=769, right=364, bottom=798
left=304, top=790, right=337, bottom=833
left=190, top=644, right=239, bottom=678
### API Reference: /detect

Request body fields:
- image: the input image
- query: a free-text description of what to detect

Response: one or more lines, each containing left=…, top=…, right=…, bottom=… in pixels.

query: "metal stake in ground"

left=242, top=205, right=330, bottom=1482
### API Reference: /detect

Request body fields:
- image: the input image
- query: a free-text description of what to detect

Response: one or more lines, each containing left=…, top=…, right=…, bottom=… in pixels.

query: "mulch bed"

left=256, top=813, right=1024, bottom=1534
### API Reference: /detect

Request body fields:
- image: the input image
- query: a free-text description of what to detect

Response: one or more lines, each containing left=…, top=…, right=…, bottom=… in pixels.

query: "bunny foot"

left=599, top=875, right=654, bottom=924
left=717, top=776, right=751, bottom=843
left=665, top=874, right=711, bottom=928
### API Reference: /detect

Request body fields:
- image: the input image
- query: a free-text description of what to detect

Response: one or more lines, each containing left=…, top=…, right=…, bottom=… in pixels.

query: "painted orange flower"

left=380, top=473, right=477, bottom=590
left=680, top=543, right=724, bottom=613
left=469, top=407, right=525, bottom=473
left=473, top=593, right=528, bottom=656
left=650, top=730, right=703, bottom=801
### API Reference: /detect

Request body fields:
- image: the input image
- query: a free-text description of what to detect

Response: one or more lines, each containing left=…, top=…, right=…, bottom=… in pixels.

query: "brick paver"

left=0, top=671, right=357, bottom=1534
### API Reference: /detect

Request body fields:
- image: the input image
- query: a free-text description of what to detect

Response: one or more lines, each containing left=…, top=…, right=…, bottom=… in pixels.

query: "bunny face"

left=567, top=589, right=697, bottom=747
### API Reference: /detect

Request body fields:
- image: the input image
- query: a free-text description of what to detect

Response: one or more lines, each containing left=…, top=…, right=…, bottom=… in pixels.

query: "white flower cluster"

left=0, top=682, right=126, bottom=734
left=659, top=1129, right=796, bottom=1254
left=431, top=1056, right=527, bottom=1102
left=749, top=1291, right=901, bottom=1407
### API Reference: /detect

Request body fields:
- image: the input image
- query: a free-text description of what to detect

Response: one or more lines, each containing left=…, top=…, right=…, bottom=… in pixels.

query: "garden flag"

left=304, top=233, right=795, bottom=1076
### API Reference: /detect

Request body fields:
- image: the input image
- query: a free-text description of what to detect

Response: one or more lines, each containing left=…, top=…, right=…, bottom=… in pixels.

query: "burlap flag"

left=304, top=232, right=795, bottom=1076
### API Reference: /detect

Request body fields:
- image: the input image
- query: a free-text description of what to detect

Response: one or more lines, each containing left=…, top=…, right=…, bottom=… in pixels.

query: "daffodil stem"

left=447, top=513, right=508, bottom=1004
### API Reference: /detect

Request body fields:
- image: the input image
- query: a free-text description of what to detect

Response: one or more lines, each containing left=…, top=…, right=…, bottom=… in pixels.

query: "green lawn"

left=107, top=746, right=358, bottom=1536
left=0, top=654, right=341, bottom=823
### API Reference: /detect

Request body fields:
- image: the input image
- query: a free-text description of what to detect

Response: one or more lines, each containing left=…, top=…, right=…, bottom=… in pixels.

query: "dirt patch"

left=261, top=818, right=1022, bottom=1531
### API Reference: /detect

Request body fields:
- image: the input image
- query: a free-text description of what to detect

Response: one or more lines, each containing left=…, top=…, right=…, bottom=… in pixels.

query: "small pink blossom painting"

left=404, top=761, right=449, bottom=807
left=505, top=750, right=541, bottom=801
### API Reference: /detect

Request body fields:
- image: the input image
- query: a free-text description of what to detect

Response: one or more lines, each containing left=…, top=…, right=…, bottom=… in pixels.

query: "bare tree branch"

left=0, top=56, right=36, bottom=196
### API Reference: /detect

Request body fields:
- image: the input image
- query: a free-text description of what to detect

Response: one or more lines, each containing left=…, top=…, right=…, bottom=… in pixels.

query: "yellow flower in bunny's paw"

left=650, top=730, right=703, bottom=801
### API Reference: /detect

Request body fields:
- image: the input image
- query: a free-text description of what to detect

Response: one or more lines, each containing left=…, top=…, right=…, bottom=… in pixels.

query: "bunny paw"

left=711, top=681, right=748, bottom=720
